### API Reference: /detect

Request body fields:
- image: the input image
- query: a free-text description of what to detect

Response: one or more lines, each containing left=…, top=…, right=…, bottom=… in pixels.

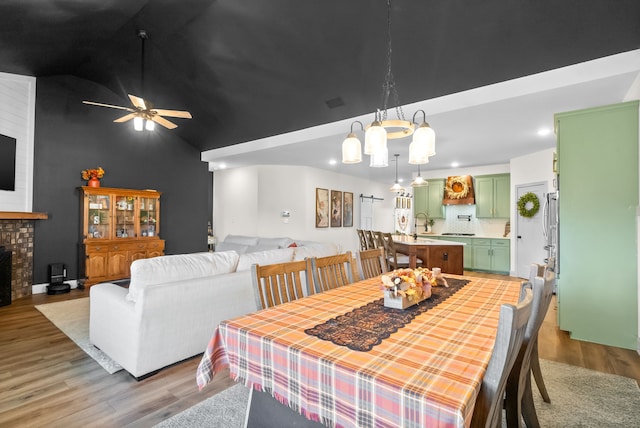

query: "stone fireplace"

left=0, top=212, right=48, bottom=301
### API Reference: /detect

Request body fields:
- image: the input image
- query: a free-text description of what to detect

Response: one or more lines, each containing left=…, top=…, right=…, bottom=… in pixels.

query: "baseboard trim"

left=32, top=280, right=79, bottom=294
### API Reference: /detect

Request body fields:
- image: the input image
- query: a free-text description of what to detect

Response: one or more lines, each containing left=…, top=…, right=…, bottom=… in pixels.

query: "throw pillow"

left=216, top=241, right=249, bottom=254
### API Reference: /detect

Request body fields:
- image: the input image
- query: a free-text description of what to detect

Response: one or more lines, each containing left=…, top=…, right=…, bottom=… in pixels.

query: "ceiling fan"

left=82, top=29, right=192, bottom=131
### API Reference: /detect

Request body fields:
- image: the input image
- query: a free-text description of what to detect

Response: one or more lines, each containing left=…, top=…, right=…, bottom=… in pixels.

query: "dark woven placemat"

left=305, top=277, right=470, bottom=352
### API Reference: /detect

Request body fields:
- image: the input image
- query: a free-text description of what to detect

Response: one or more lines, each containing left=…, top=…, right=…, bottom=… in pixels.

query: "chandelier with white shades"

left=341, top=0, right=436, bottom=167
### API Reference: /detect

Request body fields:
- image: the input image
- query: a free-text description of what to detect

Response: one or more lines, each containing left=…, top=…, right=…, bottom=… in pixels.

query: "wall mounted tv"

left=0, top=134, right=17, bottom=191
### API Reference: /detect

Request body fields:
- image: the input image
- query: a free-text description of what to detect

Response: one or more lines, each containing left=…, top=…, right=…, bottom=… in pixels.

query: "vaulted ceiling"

left=1, top=1, right=639, bottom=181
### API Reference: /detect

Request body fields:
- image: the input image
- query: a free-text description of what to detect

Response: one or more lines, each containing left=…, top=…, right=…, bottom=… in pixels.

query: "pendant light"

left=342, top=121, right=363, bottom=164
left=389, top=154, right=405, bottom=192
left=411, top=164, right=428, bottom=187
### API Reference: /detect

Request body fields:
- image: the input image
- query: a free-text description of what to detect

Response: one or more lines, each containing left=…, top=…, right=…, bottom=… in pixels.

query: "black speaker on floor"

left=47, top=263, right=70, bottom=295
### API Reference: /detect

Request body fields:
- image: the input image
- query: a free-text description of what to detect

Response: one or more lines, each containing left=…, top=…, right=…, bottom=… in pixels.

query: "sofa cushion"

left=292, top=242, right=339, bottom=261
left=236, top=247, right=295, bottom=272
left=216, top=241, right=249, bottom=254
left=257, top=237, right=294, bottom=248
left=223, top=234, right=259, bottom=246
left=126, top=251, right=240, bottom=302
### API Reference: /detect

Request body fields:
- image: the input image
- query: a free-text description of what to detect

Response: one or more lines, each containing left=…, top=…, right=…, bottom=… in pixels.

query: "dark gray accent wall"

left=32, top=75, right=210, bottom=284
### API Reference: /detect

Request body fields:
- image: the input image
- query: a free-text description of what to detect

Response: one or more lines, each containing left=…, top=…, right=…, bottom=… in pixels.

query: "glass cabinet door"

left=114, top=195, right=136, bottom=238
left=87, top=194, right=111, bottom=239
left=139, top=197, right=158, bottom=237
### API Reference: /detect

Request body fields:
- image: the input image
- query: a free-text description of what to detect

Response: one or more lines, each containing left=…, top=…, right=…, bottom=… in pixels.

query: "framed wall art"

left=343, top=191, right=353, bottom=227
left=315, top=188, right=329, bottom=228
left=330, top=190, right=342, bottom=227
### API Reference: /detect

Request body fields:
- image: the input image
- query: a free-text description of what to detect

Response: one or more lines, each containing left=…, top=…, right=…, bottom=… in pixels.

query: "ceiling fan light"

left=370, top=146, right=388, bottom=167
left=342, top=133, right=362, bottom=164
left=145, top=119, right=155, bottom=131
left=134, top=116, right=144, bottom=131
left=364, top=121, right=386, bottom=155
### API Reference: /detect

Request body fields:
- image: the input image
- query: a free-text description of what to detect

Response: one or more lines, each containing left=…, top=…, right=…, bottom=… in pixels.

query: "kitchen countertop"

left=418, top=234, right=511, bottom=240
left=392, top=235, right=466, bottom=246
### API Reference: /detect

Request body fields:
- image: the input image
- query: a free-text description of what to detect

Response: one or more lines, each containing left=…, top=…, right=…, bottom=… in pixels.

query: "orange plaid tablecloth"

left=196, top=275, right=521, bottom=428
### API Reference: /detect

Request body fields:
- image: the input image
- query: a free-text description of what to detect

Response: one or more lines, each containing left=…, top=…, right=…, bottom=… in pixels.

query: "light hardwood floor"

left=1, top=272, right=639, bottom=427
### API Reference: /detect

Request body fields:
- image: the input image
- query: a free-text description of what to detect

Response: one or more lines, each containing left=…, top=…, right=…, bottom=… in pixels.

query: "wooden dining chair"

left=251, top=259, right=311, bottom=310
left=309, top=251, right=354, bottom=293
left=381, top=232, right=421, bottom=270
left=526, top=261, right=554, bottom=404
left=504, top=268, right=555, bottom=428
left=356, top=229, right=368, bottom=251
left=364, top=230, right=377, bottom=250
left=356, top=247, right=387, bottom=280
left=470, top=286, right=533, bottom=428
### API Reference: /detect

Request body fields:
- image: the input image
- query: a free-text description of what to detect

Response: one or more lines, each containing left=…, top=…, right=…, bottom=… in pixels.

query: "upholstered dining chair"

left=251, top=259, right=311, bottom=310
left=381, top=232, right=422, bottom=270
left=470, top=286, right=533, bottom=428
left=356, top=247, right=387, bottom=280
left=309, top=251, right=354, bottom=293
left=504, top=268, right=556, bottom=428
left=356, top=229, right=368, bottom=251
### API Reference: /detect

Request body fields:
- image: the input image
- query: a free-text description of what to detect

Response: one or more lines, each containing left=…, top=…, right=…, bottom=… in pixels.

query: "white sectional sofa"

left=89, top=237, right=338, bottom=379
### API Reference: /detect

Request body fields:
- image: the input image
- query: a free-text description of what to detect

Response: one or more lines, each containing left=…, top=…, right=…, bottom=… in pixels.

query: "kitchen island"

left=392, top=235, right=464, bottom=274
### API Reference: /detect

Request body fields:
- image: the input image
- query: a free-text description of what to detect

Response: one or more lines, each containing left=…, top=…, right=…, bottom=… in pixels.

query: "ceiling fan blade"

left=114, top=113, right=138, bottom=123
left=83, top=100, right=134, bottom=112
left=151, top=115, right=178, bottom=129
left=152, top=109, right=192, bottom=119
left=128, top=94, right=147, bottom=110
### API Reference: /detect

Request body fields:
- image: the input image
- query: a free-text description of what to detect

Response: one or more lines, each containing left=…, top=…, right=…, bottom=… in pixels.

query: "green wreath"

left=517, top=192, right=540, bottom=218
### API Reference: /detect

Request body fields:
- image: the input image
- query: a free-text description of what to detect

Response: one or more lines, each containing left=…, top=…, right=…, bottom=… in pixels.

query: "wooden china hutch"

left=79, top=186, right=165, bottom=287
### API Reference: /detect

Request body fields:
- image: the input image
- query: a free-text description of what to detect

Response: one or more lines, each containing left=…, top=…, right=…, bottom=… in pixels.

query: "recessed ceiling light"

left=451, top=162, right=459, bottom=168
left=329, top=159, right=337, bottom=165
left=399, top=178, right=404, bottom=183
left=218, top=163, right=227, bottom=169
left=537, top=128, right=552, bottom=136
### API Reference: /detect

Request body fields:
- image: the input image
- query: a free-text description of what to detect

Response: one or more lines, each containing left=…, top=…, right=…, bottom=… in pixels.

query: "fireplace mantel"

left=0, top=211, right=48, bottom=220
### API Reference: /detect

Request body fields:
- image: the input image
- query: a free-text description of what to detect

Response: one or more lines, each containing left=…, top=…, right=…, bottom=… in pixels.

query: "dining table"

left=196, top=273, right=522, bottom=428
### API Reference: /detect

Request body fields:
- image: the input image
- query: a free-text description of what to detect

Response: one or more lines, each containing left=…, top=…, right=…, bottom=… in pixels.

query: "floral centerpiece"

left=81, top=167, right=105, bottom=187
left=381, top=268, right=435, bottom=309
left=81, top=167, right=105, bottom=180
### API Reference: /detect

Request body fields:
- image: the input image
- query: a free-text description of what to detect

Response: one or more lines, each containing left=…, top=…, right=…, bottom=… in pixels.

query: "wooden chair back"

left=505, top=268, right=555, bottom=427
left=364, top=230, right=377, bottom=249
left=309, top=251, right=354, bottom=293
left=380, top=232, right=420, bottom=270
left=356, top=248, right=387, bottom=280
left=356, top=229, right=368, bottom=251
left=471, top=286, right=533, bottom=428
left=251, top=259, right=311, bottom=310
left=373, top=230, right=385, bottom=249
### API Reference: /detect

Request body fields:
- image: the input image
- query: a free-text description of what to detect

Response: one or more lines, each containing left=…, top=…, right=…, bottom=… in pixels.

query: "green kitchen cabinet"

left=556, top=101, right=638, bottom=350
left=413, top=179, right=445, bottom=219
left=475, top=174, right=510, bottom=218
left=471, top=238, right=510, bottom=274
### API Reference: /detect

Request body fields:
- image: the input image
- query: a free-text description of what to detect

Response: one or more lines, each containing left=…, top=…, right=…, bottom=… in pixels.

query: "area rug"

left=155, top=360, right=640, bottom=427
left=34, top=297, right=123, bottom=374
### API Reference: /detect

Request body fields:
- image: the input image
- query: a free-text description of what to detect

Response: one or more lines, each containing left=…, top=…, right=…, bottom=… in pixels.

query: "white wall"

left=213, top=165, right=392, bottom=254
left=509, top=148, right=557, bottom=275
left=0, top=72, right=36, bottom=212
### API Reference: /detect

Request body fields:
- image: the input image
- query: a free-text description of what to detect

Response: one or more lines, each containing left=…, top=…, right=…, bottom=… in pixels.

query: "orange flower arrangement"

left=381, top=268, right=435, bottom=302
left=81, top=167, right=105, bottom=180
